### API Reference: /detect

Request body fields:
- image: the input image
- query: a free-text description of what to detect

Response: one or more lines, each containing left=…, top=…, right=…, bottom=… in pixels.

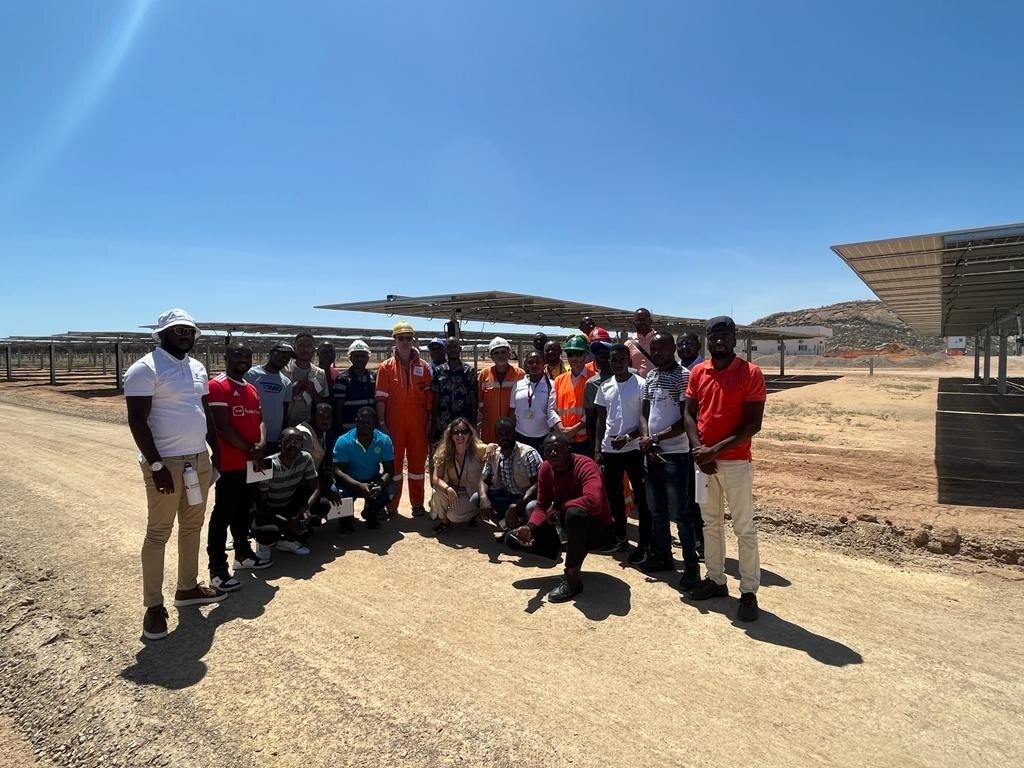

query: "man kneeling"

left=256, top=428, right=321, bottom=556
left=508, top=432, right=615, bottom=602
left=332, top=407, right=396, bottom=529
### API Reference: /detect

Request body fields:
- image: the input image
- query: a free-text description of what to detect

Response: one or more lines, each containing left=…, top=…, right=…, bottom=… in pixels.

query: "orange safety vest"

left=553, top=370, right=588, bottom=443
left=477, top=364, right=524, bottom=443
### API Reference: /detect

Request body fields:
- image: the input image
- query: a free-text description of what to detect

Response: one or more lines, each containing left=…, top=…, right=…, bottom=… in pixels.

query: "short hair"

left=651, top=331, right=675, bottom=346
left=680, top=332, right=700, bottom=344
left=494, top=417, right=515, bottom=432
left=295, top=332, right=314, bottom=343
left=314, top=402, right=333, bottom=414
left=609, top=343, right=630, bottom=357
left=226, top=342, right=251, bottom=356
left=355, top=406, right=377, bottom=422
left=543, top=431, right=570, bottom=449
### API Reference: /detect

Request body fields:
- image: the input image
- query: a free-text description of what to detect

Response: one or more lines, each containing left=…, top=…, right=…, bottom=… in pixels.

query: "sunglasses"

left=452, top=428, right=470, bottom=436
left=169, top=326, right=196, bottom=337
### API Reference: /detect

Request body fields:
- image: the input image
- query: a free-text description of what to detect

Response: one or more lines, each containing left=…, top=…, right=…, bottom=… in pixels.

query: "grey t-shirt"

left=244, top=366, right=292, bottom=442
left=285, top=362, right=328, bottom=427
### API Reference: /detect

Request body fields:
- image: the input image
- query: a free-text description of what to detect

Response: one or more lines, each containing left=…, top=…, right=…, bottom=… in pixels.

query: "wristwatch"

left=650, top=433, right=661, bottom=445
left=149, top=461, right=164, bottom=472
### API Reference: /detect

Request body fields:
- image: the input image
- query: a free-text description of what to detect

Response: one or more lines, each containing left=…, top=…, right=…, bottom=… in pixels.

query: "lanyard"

left=452, top=453, right=467, bottom=489
left=526, top=376, right=543, bottom=408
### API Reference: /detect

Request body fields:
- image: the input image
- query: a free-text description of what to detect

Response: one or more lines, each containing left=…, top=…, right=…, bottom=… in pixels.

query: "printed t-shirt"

left=685, top=357, right=766, bottom=461
left=642, top=363, right=690, bottom=454
left=208, top=374, right=262, bottom=471
left=594, top=374, right=645, bottom=453
left=333, top=428, right=395, bottom=482
left=259, top=451, right=318, bottom=509
left=244, top=366, right=292, bottom=442
left=284, top=361, right=328, bottom=427
left=123, top=347, right=209, bottom=457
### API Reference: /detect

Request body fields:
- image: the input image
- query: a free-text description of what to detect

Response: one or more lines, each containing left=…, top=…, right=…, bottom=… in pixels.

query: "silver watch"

left=149, top=461, right=165, bottom=472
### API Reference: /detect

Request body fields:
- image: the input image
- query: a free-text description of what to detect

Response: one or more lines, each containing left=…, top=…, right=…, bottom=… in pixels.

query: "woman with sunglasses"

left=509, top=350, right=558, bottom=451
left=428, top=417, right=488, bottom=533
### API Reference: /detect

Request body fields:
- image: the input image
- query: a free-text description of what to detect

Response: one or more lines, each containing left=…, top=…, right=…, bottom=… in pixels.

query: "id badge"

left=523, top=408, right=534, bottom=419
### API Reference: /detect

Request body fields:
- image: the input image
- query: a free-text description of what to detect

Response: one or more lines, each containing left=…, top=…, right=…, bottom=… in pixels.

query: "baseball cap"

left=428, top=337, right=446, bottom=349
left=706, top=315, right=737, bottom=334
left=271, top=342, right=296, bottom=358
left=588, top=326, right=613, bottom=352
left=151, top=308, right=201, bottom=341
left=348, top=339, right=371, bottom=354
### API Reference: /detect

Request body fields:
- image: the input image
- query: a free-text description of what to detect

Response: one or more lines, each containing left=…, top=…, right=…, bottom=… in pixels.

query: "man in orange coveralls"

left=375, top=321, right=433, bottom=517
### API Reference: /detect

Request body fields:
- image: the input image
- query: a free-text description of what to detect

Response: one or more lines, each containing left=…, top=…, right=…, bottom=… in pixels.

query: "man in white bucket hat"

left=125, top=309, right=224, bottom=641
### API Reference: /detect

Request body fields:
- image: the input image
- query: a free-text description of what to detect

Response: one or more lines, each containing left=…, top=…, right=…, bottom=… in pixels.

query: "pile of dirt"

left=753, top=300, right=947, bottom=353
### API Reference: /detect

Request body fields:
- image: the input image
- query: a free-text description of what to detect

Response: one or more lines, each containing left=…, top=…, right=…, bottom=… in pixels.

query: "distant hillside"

left=752, top=300, right=946, bottom=353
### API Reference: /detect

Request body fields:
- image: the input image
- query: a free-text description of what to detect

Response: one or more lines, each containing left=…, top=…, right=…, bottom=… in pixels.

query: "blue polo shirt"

left=332, top=428, right=394, bottom=482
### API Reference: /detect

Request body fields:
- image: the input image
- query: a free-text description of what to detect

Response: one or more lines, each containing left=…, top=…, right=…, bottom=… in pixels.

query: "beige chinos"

left=141, top=452, right=213, bottom=608
left=701, top=459, right=760, bottom=594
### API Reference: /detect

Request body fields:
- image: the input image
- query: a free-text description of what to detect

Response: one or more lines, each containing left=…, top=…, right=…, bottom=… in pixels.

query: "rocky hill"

left=752, top=300, right=947, bottom=353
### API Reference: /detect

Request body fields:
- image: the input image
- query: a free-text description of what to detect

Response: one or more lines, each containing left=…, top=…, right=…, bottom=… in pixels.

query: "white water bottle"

left=183, top=462, right=203, bottom=505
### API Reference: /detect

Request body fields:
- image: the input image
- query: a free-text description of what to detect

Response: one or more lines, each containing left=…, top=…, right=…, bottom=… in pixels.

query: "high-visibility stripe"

left=407, top=472, right=425, bottom=480
left=346, top=398, right=372, bottom=406
left=374, top=390, right=389, bottom=398
left=556, top=407, right=584, bottom=416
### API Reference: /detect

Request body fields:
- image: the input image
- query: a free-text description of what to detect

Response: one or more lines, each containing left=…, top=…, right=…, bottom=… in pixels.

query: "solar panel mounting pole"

left=983, top=331, right=992, bottom=384
left=48, top=343, right=56, bottom=385
left=115, top=340, right=123, bottom=391
left=973, top=336, right=980, bottom=380
left=3, top=346, right=11, bottom=381
left=778, top=339, right=785, bottom=376
left=997, top=328, right=1008, bottom=396
left=744, top=336, right=751, bottom=362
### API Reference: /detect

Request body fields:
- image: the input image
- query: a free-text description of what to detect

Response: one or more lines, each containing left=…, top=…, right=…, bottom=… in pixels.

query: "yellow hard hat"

left=392, top=321, right=415, bottom=337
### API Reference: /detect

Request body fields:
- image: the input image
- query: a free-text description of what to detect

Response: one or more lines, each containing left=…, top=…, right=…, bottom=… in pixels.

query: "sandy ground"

left=1, top=378, right=1024, bottom=766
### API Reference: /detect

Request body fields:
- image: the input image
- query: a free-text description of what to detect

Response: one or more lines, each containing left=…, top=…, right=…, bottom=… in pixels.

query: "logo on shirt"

left=232, top=405, right=245, bottom=416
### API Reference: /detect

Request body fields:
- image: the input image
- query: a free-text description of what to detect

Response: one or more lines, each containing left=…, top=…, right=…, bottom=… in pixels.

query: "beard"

left=709, top=347, right=733, bottom=359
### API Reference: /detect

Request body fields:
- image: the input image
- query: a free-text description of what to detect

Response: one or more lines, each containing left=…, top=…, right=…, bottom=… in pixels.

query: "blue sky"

left=2, top=1, right=1022, bottom=337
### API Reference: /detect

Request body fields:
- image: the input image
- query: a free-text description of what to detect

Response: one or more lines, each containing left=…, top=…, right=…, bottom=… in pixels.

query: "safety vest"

left=553, top=370, right=588, bottom=443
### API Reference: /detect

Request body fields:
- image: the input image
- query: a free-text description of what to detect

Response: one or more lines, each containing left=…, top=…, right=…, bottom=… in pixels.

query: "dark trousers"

left=207, top=470, right=256, bottom=571
left=255, top=488, right=311, bottom=544
left=645, top=453, right=698, bottom=564
left=600, top=450, right=650, bottom=545
left=334, top=474, right=396, bottom=524
left=568, top=440, right=592, bottom=458
left=682, top=452, right=704, bottom=555
left=515, top=432, right=546, bottom=452
left=530, top=507, right=614, bottom=569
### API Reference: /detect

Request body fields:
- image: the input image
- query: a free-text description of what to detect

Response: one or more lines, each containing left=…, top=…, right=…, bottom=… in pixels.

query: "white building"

left=745, top=325, right=832, bottom=356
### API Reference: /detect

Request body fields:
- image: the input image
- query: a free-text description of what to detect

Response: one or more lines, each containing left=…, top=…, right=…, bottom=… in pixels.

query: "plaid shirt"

left=482, top=444, right=541, bottom=495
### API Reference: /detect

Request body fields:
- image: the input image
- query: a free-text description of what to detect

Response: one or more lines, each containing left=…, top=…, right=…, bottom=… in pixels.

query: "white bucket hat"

left=151, top=308, right=201, bottom=341
left=348, top=339, right=371, bottom=354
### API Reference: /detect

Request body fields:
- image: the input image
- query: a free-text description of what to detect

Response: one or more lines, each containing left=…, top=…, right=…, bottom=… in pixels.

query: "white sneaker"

left=276, top=540, right=310, bottom=555
left=233, top=553, right=272, bottom=570
left=210, top=571, right=241, bottom=592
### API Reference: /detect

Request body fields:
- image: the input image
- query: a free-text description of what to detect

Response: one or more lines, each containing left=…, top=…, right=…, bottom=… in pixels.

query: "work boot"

left=548, top=568, right=583, bottom=603
left=637, top=550, right=675, bottom=573
left=627, top=545, right=647, bottom=564
left=689, top=578, right=729, bottom=600
left=411, top=505, right=426, bottom=517
left=678, top=562, right=701, bottom=592
left=737, top=593, right=760, bottom=622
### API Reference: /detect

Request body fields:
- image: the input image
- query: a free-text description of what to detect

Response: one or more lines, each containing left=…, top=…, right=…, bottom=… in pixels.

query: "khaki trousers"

left=701, top=459, right=760, bottom=594
left=140, top=452, right=212, bottom=607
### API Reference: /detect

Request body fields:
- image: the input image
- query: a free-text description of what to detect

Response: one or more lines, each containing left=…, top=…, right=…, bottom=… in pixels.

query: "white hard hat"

left=348, top=339, right=371, bottom=354
left=488, top=336, right=511, bottom=353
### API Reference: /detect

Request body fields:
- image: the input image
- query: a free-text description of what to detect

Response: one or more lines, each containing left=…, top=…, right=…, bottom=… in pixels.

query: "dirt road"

left=1, top=399, right=1022, bottom=767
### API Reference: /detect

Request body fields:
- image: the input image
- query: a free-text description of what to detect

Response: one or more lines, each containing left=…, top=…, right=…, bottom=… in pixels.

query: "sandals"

left=433, top=521, right=451, bottom=534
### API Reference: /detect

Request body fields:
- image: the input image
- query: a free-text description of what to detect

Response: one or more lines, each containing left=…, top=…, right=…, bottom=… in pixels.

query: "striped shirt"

left=259, top=451, right=318, bottom=510
left=331, top=367, right=376, bottom=433
left=642, top=363, right=691, bottom=454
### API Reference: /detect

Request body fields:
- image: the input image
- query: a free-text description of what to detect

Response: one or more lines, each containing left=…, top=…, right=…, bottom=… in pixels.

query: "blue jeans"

left=471, top=487, right=526, bottom=524
left=645, top=453, right=698, bottom=564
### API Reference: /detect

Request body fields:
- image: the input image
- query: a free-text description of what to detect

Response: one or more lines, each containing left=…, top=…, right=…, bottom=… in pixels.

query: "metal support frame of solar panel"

left=314, top=291, right=812, bottom=341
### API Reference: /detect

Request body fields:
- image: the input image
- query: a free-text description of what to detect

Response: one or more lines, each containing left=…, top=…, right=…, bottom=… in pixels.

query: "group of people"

left=125, top=305, right=767, bottom=641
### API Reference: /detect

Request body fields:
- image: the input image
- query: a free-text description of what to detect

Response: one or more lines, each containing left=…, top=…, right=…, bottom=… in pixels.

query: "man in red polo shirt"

left=684, top=316, right=766, bottom=622
left=207, top=343, right=270, bottom=592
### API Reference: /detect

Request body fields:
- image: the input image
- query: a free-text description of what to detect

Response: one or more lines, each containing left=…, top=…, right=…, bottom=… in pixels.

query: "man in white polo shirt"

left=125, top=309, right=225, bottom=642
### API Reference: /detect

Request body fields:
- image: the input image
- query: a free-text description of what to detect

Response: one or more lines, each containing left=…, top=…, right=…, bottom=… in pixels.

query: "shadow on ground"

left=512, top=572, right=631, bottom=620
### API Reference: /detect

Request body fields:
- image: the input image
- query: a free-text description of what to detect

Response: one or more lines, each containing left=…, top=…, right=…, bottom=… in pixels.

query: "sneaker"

left=173, top=584, right=225, bottom=607
left=627, top=546, right=647, bottom=564
left=256, top=544, right=273, bottom=561
left=689, top=578, right=729, bottom=600
left=637, top=551, right=675, bottom=573
left=595, top=537, right=631, bottom=555
left=233, top=553, right=272, bottom=570
left=142, top=605, right=169, bottom=640
left=737, top=592, right=760, bottom=622
left=276, top=539, right=310, bottom=555
left=210, top=570, right=241, bottom=592
left=548, top=579, right=583, bottom=603
left=678, top=563, right=701, bottom=592
left=225, top=537, right=234, bottom=551
left=411, top=505, right=426, bottom=517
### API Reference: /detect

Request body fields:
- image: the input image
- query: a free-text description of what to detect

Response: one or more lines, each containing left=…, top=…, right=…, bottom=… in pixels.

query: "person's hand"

left=504, top=505, right=519, bottom=529
left=478, top=494, right=492, bottom=511
left=638, top=435, right=656, bottom=453
left=444, top=485, right=458, bottom=505
left=152, top=466, right=174, bottom=494
left=357, top=482, right=373, bottom=498
left=249, top=442, right=265, bottom=462
left=511, top=525, right=533, bottom=545
left=611, top=434, right=631, bottom=450
left=325, top=487, right=342, bottom=503
left=292, top=381, right=305, bottom=397
left=594, top=451, right=605, bottom=468
left=693, top=445, right=719, bottom=474
left=483, top=443, right=497, bottom=461
left=545, top=506, right=559, bottom=523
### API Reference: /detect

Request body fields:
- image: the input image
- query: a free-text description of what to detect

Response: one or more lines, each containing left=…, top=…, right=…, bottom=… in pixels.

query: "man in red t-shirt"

left=684, top=316, right=766, bottom=622
left=207, top=344, right=270, bottom=591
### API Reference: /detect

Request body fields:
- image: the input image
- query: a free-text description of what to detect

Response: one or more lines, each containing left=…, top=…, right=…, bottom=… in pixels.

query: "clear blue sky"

left=2, top=1, right=1022, bottom=337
